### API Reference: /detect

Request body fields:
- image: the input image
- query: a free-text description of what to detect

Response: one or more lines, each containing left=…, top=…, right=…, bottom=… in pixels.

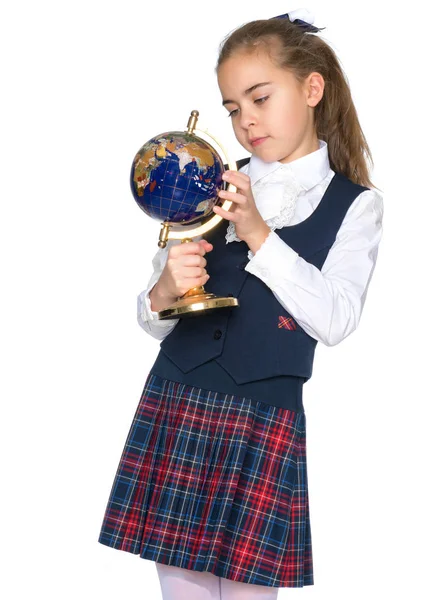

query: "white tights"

left=155, top=563, right=279, bottom=600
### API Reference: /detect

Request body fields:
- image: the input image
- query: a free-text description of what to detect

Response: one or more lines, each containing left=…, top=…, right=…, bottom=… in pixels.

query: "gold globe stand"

left=156, top=110, right=239, bottom=320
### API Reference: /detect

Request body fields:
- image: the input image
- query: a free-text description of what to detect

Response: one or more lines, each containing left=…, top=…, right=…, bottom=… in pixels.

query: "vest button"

left=213, top=329, right=222, bottom=340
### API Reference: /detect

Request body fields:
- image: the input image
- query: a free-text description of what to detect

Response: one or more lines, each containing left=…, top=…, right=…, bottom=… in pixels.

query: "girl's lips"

left=251, top=137, right=267, bottom=147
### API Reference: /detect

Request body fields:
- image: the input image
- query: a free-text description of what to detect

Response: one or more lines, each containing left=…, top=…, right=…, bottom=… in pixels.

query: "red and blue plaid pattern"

left=278, top=315, right=297, bottom=330
left=98, top=373, right=313, bottom=588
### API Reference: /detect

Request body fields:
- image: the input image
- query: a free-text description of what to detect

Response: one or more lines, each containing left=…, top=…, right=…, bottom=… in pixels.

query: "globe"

left=130, top=131, right=225, bottom=225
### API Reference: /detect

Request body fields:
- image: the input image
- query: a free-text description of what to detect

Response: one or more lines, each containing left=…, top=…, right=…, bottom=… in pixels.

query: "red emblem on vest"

left=278, top=316, right=297, bottom=330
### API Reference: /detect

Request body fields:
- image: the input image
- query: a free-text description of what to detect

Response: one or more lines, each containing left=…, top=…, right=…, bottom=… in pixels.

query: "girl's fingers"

left=218, top=189, right=245, bottom=203
left=182, top=254, right=207, bottom=267
left=183, top=266, right=207, bottom=278
left=222, top=170, right=251, bottom=190
left=212, top=205, right=237, bottom=221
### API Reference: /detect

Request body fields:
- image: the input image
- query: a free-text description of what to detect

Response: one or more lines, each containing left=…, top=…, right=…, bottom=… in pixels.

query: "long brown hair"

left=216, top=18, right=377, bottom=189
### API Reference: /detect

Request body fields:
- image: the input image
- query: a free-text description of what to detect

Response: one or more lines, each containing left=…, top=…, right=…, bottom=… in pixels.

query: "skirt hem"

left=98, top=539, right=315, bottom=588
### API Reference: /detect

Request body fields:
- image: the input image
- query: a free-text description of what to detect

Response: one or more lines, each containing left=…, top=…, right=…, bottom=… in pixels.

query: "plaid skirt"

left=98, top=372, right=314, bottom=588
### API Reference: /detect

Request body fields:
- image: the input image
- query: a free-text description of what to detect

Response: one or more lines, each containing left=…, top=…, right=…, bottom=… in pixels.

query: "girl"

left=98, top=8, right=383, bottom=599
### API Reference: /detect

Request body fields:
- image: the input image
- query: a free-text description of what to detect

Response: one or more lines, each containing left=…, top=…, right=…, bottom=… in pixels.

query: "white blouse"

left=137, top=140, right=384, bottom=347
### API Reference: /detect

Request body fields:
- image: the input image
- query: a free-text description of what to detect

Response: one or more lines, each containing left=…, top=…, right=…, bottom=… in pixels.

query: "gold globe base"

left=158, top=286, right=239, bottom=319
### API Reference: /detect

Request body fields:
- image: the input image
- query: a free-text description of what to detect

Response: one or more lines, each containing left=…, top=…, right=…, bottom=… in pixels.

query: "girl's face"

left=217, top=49, right=323, bottom=164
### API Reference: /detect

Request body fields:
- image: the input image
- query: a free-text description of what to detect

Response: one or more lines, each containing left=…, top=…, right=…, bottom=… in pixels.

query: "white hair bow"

left=271, top=8, right=324, bottom=33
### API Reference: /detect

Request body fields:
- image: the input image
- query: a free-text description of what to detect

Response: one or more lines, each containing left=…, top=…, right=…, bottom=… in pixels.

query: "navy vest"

left=150, top=159, right=368, bottom=410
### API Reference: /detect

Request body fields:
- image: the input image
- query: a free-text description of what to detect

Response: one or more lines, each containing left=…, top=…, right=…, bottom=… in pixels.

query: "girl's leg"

left=155, top=561, right=279, bottom=600
left=219, top=577, right=279, bottom=600
left=155, top=563, right=221, bottom=600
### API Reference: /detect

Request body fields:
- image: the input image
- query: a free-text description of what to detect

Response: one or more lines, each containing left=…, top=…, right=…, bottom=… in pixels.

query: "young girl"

left=98, top=8, right=383, bottom=599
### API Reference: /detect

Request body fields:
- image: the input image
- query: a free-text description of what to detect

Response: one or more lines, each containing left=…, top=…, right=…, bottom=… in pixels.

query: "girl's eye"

left=255, top=96, right=269, bottom=105
left=227, top=96, right=269, bottom=118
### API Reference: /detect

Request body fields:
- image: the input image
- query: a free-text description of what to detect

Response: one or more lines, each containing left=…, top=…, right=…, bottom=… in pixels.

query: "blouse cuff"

left=138, top=286, right=179, bottom=326
left=245, top=230, right=299, bottom=285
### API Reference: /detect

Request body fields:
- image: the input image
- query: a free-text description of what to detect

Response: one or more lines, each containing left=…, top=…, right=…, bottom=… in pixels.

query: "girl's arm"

left=137, top=235, right=203, bottom=340
left=137, top=240, right=180, bottom=340
left=245, top=188, right=384, bottom=346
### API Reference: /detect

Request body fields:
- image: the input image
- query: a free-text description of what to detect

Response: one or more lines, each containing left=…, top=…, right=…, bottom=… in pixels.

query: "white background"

left=1, top=1, right=427, bottom=598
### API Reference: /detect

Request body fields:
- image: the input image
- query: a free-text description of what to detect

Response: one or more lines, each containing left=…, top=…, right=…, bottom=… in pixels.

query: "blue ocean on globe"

left=130, top=131, right=225, bottom=225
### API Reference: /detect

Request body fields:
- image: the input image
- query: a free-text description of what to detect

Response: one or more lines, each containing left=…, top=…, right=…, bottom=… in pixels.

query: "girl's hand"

left=213, top=171, right=270, bottom=247
left=158, top=239, right=213, bottom=298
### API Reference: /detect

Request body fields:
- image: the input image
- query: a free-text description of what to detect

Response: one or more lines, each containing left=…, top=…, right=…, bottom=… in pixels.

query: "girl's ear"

left=305, top=72, right=325, bottom=108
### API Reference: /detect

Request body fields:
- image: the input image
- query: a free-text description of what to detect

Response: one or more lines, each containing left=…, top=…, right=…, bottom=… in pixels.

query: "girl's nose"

left=239, top=110, right=256, bottom=130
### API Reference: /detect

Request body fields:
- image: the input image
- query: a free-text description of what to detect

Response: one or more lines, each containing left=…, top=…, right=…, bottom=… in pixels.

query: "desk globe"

left=130, top=110, right=239, bottom=319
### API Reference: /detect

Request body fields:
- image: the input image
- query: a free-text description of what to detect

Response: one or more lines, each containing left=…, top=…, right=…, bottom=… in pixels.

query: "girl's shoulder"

left=343, top=186, right=384, bottom=226
left=332, top=171, right=384, bottom=215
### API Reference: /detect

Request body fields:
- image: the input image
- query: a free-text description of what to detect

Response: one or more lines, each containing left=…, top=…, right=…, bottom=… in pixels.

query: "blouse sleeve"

left=244, top=188, right=384, bottom=346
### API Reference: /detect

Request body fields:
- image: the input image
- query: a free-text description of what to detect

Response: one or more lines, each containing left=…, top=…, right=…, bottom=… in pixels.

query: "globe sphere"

left=130, top=131, right=225, bottom=225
